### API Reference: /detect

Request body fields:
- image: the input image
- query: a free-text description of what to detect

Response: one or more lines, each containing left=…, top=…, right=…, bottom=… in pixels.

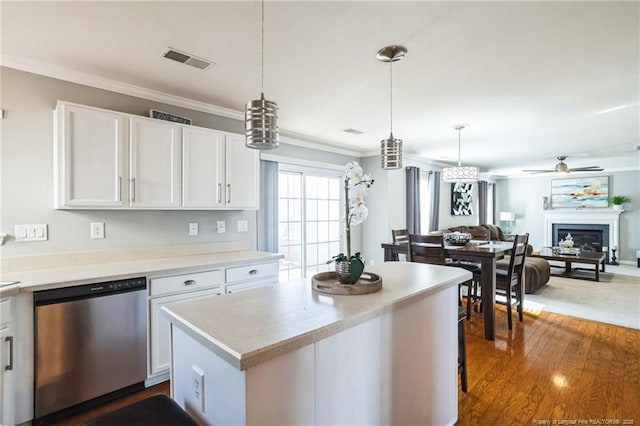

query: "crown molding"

left=279, top=131, right=362, bottom=157
left=1, top=54, right=244, bottom=120
left=2, top=54, right=364, bottom=158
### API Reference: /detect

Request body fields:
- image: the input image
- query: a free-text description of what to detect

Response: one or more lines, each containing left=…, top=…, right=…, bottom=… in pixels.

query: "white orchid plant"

left=328, top=161, right=374, bottom=265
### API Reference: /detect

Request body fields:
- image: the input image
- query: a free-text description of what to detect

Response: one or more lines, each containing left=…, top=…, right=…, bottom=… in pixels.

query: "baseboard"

left=145, top=372, right=170, bottom=387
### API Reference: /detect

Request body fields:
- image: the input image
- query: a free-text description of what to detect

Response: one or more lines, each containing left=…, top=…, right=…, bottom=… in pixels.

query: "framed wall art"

left=451, top=182, right=474, bottom=216
left=550, top=176, right=609, bottom=209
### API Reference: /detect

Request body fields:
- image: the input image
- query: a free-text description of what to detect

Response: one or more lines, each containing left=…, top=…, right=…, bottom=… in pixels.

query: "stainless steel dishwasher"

left=34, top=277, right=147, bottom=424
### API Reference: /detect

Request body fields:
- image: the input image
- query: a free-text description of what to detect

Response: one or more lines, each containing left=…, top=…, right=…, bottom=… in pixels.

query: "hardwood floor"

left=459, top=306, right=640, bottom=425
left=50, top=307, right=639, bottom=425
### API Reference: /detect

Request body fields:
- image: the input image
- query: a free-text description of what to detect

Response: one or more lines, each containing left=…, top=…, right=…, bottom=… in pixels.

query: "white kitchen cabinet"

left=149, top=288, right=222, bottom=377
left=225, top=261, right=279, bottom=293
left=148, top=269, right=224, bottom=378
left=54, top=102, right=127, bottom=208
left=182, top=129, right=258, bottom=210
left=130, top=117, right=182, bottom=208
left=54, top=101, right=259, bottom=210
left=182, top=126, right=226, bottom=208
left=225, top=133, right=259, bottom=210
left=0, top=297, right=16, bottom=426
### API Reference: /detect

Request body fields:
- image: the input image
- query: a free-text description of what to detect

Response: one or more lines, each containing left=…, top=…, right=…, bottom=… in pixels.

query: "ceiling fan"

left=522, top=156, right=604, bottom=174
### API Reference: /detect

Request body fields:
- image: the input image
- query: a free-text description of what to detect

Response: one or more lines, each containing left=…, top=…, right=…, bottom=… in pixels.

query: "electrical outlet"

left=192, top=364, right=205, bottom=412
left=91, top=222, right=105, bottom=239
left=189, top=222, right=199, bottom=236
left=237, top=220, right=248, bottom=232
left=216, top=221, right=226, bottom=234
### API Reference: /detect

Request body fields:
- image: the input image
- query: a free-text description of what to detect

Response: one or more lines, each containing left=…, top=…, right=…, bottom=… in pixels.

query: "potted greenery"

left=611, top=195, right=630, bottom=210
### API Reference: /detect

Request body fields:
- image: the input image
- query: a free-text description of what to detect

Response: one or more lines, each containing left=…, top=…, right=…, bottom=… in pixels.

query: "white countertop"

left=162, top=261, right=471, bottom=371
left=0, top=246, right=281, bottom=294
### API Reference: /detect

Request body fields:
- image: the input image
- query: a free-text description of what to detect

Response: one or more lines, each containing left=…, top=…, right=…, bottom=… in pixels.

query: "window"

left=278, top=167, right=342, bottom=282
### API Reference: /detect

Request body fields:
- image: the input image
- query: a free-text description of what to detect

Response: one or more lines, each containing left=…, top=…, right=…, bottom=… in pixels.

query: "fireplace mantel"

left=544, top=209, right=623, bottom=250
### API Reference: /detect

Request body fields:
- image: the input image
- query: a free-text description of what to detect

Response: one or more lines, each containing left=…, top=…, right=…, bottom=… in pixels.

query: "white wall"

left=0, top=67, right=258, bottom=257
left=496, top=170, right=640, bottom=263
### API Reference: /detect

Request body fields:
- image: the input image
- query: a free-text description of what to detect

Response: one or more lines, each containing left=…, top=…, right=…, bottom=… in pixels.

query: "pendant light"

left=245, top=0, right=279, bottom=150
left=441, top=125, right=479, bottom=182
left=377, top=45, right=407, bottom=169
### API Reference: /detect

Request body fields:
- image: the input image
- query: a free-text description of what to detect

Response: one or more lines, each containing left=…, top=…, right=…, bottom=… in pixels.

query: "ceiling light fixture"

left=245, top=0, right=279, bottom=150
left=377, top=45, right=407, bottom=170
left=441, top=125, right=479, bottom=182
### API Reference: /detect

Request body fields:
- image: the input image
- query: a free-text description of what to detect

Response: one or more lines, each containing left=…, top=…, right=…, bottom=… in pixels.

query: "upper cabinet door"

left=54, top=103, right=126, bottom=208
left=130, top=117, right=182, bottom=208
left=182, top=127, right=225, bottom=208
left=225, top=133, right=259, bottom=210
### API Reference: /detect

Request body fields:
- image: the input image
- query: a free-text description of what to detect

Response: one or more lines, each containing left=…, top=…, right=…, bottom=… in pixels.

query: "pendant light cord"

left=261, top=0, right=265, bottom=94
left=389, top=61, right=393, bottom=134
left=457, top=127, right=462, bottom=166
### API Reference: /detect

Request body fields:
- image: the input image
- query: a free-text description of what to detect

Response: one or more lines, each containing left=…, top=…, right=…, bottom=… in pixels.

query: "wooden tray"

left=312, top=271, right=382, bottom=295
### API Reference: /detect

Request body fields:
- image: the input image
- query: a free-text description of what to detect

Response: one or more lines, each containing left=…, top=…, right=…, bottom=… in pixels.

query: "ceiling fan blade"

left=568, top=167, right=604, bottom=172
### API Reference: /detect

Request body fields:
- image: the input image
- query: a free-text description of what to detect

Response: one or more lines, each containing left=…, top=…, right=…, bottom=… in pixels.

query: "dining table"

left=381, top=240, right=514, bottom=341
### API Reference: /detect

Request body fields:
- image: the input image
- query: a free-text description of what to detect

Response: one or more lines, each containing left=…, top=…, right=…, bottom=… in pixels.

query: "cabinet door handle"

left=182, top=279, right=196, bottom=286
left=118, top=176, right=122, bottom=201
left=249, top=269, right=259, bottom=275
left=217, top=183, right=222, bottom=204
left=5, top=336, right=13, bottom=371
left=227, top=184, right=231, bottom=204
left=131, top=177, right=136, bottom=202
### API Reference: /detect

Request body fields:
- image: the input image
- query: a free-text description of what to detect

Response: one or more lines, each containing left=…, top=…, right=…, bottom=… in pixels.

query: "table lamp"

left=499, top=211, right=515, bottom=234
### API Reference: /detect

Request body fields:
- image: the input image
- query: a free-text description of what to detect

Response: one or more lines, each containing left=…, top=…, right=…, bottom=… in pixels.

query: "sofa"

left=429, top=224, right=551, bottom=294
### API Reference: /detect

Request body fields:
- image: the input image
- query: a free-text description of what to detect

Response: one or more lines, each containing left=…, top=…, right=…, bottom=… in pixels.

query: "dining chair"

left=495, top=233, right=529, bottom=330
left=458, top=306, right=468, bottom=392
left=408, top=234, right=477, bottom=319
left=407, top=234, right=446, bottom=264
left=392, top=229, right=409, bottom=244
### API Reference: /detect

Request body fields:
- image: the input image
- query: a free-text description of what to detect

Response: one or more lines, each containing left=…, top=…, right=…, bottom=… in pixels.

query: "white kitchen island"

left=162, top=261, right=471, bottom=426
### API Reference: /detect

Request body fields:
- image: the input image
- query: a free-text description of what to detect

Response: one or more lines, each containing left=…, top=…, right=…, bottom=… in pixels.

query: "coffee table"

left=531, top=248, right=606, bottom=282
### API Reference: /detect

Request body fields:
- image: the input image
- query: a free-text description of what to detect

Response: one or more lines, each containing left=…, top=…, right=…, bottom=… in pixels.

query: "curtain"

left=478, top=180, right=488, bottom=225
left=406, top=166, right=421, bottom=234
left=488, top=182, right=496, bottom=225
left=257, top=160, right=278, bottom=253
left=428, top=171, right=441, bottom=232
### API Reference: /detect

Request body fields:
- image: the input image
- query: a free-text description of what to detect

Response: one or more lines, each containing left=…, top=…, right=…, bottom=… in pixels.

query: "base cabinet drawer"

left=226, top=262, right=278, bottom=284
left=150, top=269, right=223, bottom=297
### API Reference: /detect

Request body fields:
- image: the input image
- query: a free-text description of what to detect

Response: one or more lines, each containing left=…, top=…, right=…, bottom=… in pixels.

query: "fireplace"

left=544, top=209, right=622, bottom=263
left=552, top=223, right=609, bottom=261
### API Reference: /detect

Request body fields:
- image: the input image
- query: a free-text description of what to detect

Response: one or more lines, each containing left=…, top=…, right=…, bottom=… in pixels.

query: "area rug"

left=525, top=273, right=640, bottom=329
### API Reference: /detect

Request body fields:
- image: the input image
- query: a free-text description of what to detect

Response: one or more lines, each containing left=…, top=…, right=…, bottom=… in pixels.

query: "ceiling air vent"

left=162, top=48, right=214, bottom=70
left=344, top=128, right=364, bottom=135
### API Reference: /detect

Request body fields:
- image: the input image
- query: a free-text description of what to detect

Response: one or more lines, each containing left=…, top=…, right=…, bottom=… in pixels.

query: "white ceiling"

left=2, top=1, right=639, bottom=176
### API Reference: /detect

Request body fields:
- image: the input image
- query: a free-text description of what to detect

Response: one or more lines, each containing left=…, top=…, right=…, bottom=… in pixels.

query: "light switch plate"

left=15, top=224, right=48, bottom=242
left=237, top=220, right=248, bottom=232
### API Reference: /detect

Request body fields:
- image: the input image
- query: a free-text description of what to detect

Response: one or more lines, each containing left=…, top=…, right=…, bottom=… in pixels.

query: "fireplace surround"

left=544, top=209, right=622, bottom=260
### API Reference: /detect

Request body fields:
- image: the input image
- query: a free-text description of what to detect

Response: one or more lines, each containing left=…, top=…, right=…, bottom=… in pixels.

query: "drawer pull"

left=249, top=269, right=259, bottom=275
left=182, top=280, right=196, bottom=286
left=5, top=336, right=13, bottom=371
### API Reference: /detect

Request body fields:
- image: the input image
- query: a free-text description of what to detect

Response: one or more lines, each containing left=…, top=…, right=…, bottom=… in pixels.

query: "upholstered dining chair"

left=495, top=233, right=529, bottom=330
